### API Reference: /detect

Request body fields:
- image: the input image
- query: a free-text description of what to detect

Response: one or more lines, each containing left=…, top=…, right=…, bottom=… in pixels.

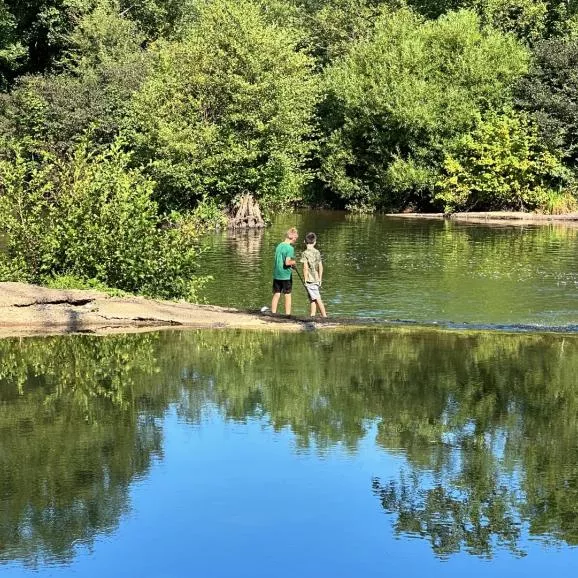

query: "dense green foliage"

left=3, top=0, right=578, bottom=293
left=436, top=109, right=570, bottom=212
left=321, top=8, right=528, bottom=210
left=0, top=2, right=149, bottom=154
left=0, top=141, right=204, bottom=298
left=516, top=35, right=578, bottom=165
left=127, top=0, right=318, bottom=211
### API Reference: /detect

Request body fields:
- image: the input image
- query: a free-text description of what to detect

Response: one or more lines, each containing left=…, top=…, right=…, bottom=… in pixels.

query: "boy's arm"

left=303, top=261, right=310, bottom=280
left=285, top=246, right=296, bottom=267
left=318, top=262, right=323, bottom=285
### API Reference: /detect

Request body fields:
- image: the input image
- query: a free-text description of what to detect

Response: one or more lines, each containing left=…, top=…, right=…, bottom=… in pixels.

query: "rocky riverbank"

left=0, top=282, right=326, bottom=337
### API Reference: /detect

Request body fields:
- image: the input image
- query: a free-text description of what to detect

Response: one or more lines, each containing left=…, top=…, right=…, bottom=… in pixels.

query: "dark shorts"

left=272, top=278, right=292, bottom=294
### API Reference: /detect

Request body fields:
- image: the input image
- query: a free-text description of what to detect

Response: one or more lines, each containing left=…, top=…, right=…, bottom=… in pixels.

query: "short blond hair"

left=286, top=227, right=298, bottom=240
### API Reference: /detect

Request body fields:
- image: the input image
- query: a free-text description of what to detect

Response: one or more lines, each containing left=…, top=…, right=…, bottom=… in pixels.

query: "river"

left=2, top=211, right=578, bottom=577
left=198, top=211, right=578, bottom=328
left=1, top=329, right=578, bottom=577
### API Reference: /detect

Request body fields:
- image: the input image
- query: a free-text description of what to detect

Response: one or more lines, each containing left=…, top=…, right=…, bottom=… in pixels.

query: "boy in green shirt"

left=271, top=227, right=299, bottom=315
left=300, top=232, right=327, bottom=318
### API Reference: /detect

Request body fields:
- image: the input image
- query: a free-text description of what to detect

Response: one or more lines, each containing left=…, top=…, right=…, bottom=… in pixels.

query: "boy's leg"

left=271, top=292, right=281, bottom=313
left=284, top=293, right=292, bottom=315
left=316, top=298, right=327, bottom=318
left=306, top=283, right=322, bottom=317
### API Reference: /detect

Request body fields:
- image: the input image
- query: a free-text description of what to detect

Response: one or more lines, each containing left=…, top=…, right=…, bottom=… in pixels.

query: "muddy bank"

left=387, top=211, right=578, bottom=225
left=0, top=282, right=334, bottom=337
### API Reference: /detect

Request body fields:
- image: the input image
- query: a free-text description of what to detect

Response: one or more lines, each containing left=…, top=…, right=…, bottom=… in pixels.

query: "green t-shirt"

left=273, top=241, right=295, bottom=280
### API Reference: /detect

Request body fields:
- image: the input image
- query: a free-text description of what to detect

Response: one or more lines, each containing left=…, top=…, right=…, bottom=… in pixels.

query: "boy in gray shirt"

left=300, top=232, right=327, bottom=318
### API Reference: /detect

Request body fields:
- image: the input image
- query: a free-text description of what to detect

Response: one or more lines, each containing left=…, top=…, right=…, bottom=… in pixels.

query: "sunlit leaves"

left=127, top=0, right=319, bottom=212
left=320, top=8, right=529, bottom=211
left=0, top=141, right=205, bottom=299
left=436, top=109, right=569, bottom=212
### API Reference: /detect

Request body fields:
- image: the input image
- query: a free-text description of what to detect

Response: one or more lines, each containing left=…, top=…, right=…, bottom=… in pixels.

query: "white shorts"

left=305, top=283, right=321, bottom=302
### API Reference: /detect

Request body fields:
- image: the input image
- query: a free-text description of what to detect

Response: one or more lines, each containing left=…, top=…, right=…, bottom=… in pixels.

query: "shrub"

left=435, top=109, right=570, bottom=212
left=0, top=1, right=26, bottom=89
left=540, top=190, right=578, bottom=215
left=0, top=140, right=206, bottom=300
left=474, top=0, right=549, bottom=44
left=0, top=2, right=149, bottom=155
left=516, top=35, right=578, bottom=166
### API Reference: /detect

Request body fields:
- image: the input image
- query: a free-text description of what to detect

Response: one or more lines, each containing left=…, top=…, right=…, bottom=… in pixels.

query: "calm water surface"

left=198, top=211, right=578, bottom=327
left=1, top=329, right=577, bottom=577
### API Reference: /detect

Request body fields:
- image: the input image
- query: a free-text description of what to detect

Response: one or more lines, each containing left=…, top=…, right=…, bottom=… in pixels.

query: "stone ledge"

left=0, top=282, right=312, bottom=337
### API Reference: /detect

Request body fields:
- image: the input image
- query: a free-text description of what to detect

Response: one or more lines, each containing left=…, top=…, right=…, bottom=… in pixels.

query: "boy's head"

left=286, top=227, right=298, bottom=244
left=305, top=232, right=317, bottom=246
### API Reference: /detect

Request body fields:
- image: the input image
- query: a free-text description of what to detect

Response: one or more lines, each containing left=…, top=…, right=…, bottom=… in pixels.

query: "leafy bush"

left=294, top=0, right=387, bottom=65
left=408, top=0, right=550, bottom=42
left=0, top=1, right=26, bottom=89
left=474, top=0, right=548, bottom=44
left=0, top=141, right=205, bottom=300
left=435, top=109, right=570, bottom=212
left=189, top=198, right=229, bottom=231
left=126, top=0, right=319, bottom=212
left=320, top=8, right=529, bottom=211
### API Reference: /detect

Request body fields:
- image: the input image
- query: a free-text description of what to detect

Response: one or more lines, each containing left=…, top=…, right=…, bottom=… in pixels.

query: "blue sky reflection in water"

left=1, top=329, right=577, bottom=577
left=198, top=211, right=578, bottom=328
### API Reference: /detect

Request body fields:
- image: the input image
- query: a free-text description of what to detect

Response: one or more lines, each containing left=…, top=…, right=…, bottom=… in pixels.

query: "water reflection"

left=198, top=211, right=578, bottom=325
left=372, top=469, right=525, bottom=558
left=223, top=228, right=266, bottom=266
left=0, top=335, right=166, bottom=567
left=1, top=328, right=578, bottom=568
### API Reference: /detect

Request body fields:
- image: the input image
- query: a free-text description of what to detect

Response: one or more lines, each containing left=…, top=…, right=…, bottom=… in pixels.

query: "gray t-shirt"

left=301, top=247, right=322, bottom=283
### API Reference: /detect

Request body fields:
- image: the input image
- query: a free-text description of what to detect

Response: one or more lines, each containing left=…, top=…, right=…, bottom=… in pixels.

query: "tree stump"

left=228, top=194, right=266, bottom=229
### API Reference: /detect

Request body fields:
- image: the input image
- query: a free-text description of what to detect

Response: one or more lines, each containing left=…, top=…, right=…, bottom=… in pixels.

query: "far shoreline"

left=385, top=211, right=578, bottom=225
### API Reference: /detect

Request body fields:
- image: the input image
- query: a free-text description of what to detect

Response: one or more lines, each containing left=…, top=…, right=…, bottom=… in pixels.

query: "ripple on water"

left=198, top=212, right=578, bottom=327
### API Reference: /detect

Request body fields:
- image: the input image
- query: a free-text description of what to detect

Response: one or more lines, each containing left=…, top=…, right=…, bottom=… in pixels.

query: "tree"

left=0, top=1, right=150, bottom=153
left=297, top=0, right=390, bottom=65
left=117, top=0, right=198, bottom=39
left=0, top=0, right=97, bottom=79
left=320, top=8, right=529, bottom=211
left=0, top=0, right=25, bottom=88
left=405, top=0, right=468, bottom=19
left=474, top=0, right=549, bottom=44
left=435, top=109, right=570, bottom=213
left=0, top=1, right=191, bottom=89
left=127, top=0, right=319, bottom=212
left=0, top=141, right=205, bottom=299
left=516, top=35, right=578, bottom=167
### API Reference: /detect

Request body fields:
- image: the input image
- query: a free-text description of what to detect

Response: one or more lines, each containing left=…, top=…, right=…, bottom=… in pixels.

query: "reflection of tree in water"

left=176, top=328, right=578, bottom=556
left=372, top=470, right=524, bottom=558
left=225, top=228, right=265, bottom=265
left=0, top=335, right=172, bottom=567
left=2, top=328, right=578, bottom=565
